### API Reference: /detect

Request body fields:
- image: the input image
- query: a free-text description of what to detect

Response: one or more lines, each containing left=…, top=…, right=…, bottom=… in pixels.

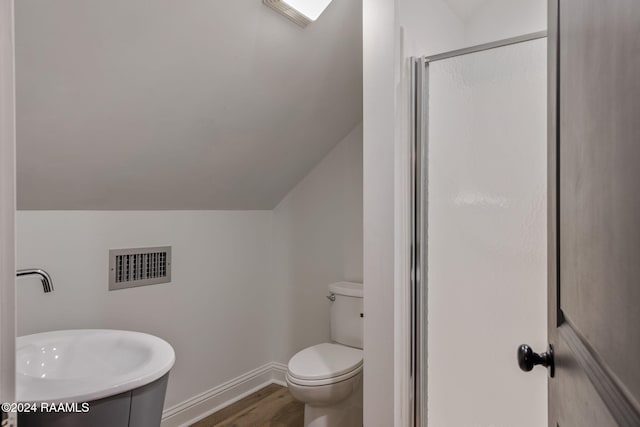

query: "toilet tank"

left=329, top=282, right=363, bottom=349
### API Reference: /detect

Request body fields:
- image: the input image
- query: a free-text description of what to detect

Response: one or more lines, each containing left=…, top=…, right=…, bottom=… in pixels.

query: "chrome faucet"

left=16, top=269, right=54, bottom=293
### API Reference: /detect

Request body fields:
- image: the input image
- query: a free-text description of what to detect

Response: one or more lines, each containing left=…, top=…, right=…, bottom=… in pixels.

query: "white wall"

left=464, top=0, right=547, bottom=46
left=271, top=124, right=363, bottom=364
left=398, top=0, right=465, bottom=57
left=16, top=211, right=274, bottom=409
left=362, top=0, right=398, bottom=424
left=15, top=124, right=364, bottom=417
left=399, top=0, right=547, bottom=59
left=0, top=0, right=17, bottom=421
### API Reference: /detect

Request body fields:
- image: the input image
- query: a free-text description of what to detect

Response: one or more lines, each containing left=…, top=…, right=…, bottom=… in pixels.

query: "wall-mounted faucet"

left=17, top=269, right=54, bottom=293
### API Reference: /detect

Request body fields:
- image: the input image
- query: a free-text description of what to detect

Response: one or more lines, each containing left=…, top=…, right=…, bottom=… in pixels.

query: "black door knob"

left=517, top=344, right=554, bottom=377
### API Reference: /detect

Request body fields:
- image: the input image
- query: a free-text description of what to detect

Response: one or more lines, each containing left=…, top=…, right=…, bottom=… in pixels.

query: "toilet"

left=286, top=282, right=363, bottom=427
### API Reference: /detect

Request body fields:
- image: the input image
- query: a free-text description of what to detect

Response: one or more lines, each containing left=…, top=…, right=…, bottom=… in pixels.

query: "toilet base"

left=303, top=379, right=362, bottom=427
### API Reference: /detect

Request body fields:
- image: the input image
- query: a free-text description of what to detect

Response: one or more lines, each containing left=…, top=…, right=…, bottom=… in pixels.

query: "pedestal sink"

left=16, top=329, right=175, bottom=427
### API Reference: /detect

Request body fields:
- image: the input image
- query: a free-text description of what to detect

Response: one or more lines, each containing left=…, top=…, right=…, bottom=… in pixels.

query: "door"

left=414, top=33, right=548, bottom=426
left=542, top=0, right=640, bottom=425
left=0, top=1, right=16, bottom=426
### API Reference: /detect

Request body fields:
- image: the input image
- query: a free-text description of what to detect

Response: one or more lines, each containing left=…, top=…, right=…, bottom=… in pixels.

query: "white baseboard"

left=161, top=362, right=289, bottom=427
left=270, top=361, right=288, bottom=386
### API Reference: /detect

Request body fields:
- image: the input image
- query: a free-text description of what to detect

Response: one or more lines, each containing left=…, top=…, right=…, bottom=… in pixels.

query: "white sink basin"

left=17, top=329, right=175, bottom=403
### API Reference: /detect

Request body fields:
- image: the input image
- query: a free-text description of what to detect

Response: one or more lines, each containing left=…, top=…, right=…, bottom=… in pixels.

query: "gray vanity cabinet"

left=18, top=374, right=169, bottom=427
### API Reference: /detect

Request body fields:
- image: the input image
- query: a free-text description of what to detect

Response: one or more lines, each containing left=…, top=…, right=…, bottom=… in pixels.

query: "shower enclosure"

left=411, top=33, right=548, bottom=426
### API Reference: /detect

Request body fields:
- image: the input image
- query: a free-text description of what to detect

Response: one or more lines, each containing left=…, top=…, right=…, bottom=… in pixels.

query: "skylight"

left=263, top=0, right=333, bottom=27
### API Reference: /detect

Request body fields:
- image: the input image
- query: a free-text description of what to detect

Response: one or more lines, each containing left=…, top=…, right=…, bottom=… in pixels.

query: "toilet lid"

left=288, top=343, right=363, bottom=381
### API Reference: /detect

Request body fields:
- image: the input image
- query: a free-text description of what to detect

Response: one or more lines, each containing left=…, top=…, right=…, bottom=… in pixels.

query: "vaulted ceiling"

left=15, top=0, right=362, bottom=209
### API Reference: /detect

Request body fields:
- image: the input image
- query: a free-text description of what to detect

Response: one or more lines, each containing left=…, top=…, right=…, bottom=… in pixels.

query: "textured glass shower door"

left=415, top=36, right=547, bottom=426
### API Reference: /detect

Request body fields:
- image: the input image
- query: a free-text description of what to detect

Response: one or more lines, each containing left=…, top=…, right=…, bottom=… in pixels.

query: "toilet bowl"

left=287, top=343, right=363, bottom=427
left=286, top=282, right=364, bottom=427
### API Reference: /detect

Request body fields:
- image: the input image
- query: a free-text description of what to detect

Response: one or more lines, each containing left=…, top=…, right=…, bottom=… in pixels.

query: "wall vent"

left=109, top=246, right=171, bottom=291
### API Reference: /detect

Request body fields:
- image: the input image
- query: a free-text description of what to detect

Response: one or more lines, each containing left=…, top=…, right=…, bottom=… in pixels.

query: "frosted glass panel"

left=426, top=38, right=547, bottom=426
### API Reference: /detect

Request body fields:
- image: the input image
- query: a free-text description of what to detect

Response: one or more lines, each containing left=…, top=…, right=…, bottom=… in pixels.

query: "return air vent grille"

left=109, top=246, right=171, bottom=290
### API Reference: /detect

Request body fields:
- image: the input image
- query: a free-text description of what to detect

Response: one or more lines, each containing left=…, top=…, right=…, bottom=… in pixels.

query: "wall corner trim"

left=161, top=362, right=289, bottom=427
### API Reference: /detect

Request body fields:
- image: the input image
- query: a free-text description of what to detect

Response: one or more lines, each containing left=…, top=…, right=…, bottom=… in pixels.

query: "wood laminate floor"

left=191, top=384, right=304, bottom=427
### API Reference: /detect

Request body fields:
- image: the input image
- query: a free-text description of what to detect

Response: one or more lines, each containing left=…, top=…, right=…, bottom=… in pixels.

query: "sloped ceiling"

left=15, top=0, right=362, bottom=210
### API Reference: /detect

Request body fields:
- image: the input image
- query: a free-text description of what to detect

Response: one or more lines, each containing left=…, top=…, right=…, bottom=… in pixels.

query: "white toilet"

left=286, top=282, right=363, bottom=427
